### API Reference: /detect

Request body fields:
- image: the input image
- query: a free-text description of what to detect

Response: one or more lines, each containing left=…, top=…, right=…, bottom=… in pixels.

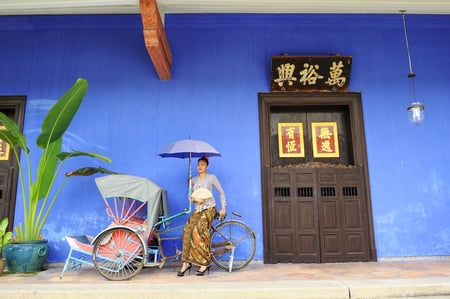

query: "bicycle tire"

left=92, top=226, right=145, bottom=281
left=210, top=220, right=256, bottom=271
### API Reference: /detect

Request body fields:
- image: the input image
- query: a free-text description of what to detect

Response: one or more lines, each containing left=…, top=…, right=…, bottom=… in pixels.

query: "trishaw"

left=60, top=174, right=256, bottom=281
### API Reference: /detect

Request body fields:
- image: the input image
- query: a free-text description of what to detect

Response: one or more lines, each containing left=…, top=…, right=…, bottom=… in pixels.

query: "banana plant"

left=0, top=78, right=113, bottom=241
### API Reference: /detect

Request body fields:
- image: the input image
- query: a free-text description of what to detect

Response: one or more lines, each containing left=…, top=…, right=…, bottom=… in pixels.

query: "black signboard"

left=271, top=55, right=352, bottom=92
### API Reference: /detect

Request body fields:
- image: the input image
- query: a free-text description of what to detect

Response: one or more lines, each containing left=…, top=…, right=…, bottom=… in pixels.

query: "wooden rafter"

left=140, top=0, right=172, bottom=80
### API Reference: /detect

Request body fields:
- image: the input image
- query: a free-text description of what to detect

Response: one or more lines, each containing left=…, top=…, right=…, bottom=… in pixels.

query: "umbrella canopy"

left=158, top=139, right=221, bottom=159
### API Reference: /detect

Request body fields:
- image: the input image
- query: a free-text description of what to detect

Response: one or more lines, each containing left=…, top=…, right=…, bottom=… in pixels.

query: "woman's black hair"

left=198, top=156, right=209, bottom=166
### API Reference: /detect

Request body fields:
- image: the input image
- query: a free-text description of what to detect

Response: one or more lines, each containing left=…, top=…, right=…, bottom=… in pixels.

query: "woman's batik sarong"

left=181, top=206, right=216, bottom=266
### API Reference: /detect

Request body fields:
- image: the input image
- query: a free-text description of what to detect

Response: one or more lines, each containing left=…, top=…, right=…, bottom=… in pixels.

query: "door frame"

left=0, top=96, right=27, bottom=231
left=258, top=92, right=377, bottom=262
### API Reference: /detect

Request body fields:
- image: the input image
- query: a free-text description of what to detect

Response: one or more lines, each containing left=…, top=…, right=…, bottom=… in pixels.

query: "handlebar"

left=232, top=212, right=242, bottom=218
left=214, top=211, right=243, bottom=221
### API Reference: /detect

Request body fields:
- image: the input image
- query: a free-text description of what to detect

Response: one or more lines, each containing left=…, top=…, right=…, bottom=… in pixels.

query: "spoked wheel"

left=210, top=220, right=256, bottom=272
left=92, top=226, right=146, bottom=281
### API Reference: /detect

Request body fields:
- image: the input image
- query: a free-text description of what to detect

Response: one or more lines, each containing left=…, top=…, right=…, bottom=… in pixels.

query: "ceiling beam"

left=2, top=0, right=450, bottom=15
left=140, top=0, right=172, bottom=80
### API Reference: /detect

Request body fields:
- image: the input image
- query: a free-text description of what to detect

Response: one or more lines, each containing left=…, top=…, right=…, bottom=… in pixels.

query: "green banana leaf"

left=66, top=167, right=120, bottom=177
left=31, top=138, right=62, bottom=202
left=36, top=78, right=88, bottom=148
left=58, top=151, right=112, bottom=163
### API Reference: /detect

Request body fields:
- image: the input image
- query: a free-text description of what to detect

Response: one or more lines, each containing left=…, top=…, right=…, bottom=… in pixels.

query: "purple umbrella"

left=158, top=138, right=221, bottom=196
left=158, top=139, right=221, bottom=159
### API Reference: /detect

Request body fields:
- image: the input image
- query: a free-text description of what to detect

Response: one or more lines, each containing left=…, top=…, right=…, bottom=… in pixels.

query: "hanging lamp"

left=401, top=10, right=425, bottom=125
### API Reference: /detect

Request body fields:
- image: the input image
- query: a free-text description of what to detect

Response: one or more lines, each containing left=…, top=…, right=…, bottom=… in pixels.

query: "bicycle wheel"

left=92, top=226, right=145, bottom=281
left=210, top=220, right=256, bottom=271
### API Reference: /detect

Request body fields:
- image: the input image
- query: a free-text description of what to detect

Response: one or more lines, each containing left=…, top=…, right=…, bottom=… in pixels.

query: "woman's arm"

left=211, top=174, right=226, bottom=216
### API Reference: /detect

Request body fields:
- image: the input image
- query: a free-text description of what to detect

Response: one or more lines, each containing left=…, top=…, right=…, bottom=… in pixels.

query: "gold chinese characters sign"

left=271, top=56, right=352, bottom=92
left=0, top=126, right=10, bottom=160
left=311, top=122, right=339, bottom=158
left=278, top=123, right=305, bottom=157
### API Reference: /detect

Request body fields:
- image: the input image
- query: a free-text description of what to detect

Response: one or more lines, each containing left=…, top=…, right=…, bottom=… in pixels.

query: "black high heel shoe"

left=196, top=266, right=210, bottom=276
left=177, top=263, right=192, bottom=277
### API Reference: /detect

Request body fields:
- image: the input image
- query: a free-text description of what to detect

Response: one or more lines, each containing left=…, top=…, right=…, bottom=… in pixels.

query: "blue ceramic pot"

left=2, top=240, right=49, bottom=273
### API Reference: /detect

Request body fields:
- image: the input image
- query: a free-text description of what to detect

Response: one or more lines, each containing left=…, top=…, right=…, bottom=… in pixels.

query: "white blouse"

left=192, top=173, right=226, bottom=212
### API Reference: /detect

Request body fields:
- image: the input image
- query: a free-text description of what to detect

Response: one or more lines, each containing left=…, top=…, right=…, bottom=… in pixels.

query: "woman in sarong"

left=177, top=156, right=226, bottom=276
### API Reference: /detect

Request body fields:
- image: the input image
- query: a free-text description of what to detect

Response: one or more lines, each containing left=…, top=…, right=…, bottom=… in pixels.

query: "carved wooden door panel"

left=270, top=168, right=320, bottom=263
left=259, top=92, right=376, bottom=264
left=270, top=169, right=320, bottom=263
left=317, top=168, right=369, bottom=262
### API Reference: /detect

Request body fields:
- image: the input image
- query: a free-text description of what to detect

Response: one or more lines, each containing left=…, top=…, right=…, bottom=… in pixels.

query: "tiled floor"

left=1, top=259, right=449, bottom=284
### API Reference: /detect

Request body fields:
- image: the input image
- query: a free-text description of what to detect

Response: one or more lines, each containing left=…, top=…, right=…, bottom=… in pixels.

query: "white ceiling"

left=1, top=0, right=450, bottom=16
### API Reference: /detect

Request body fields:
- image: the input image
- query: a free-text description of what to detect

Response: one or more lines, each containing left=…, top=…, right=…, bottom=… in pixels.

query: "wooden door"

left=259, top=92, right=376, bottom=263
left=0, top=96, right=26, bottom=231
left=270, top=168, right=320, bottom=263
left=317, top=167, right=369, bottom=262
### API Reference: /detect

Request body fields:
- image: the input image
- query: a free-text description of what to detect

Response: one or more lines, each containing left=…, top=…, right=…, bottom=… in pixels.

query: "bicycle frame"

left=142, top=201, right=193, bottom=268
left=145, top=208, right=255, bottom=274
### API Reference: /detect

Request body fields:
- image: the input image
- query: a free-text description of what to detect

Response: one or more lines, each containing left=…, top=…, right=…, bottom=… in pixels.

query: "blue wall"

left=0, top=13, right=449, bottom=262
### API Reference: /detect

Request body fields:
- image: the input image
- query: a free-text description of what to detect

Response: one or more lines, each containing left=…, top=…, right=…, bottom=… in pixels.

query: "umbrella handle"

left=186, top=200, right=192, bottom=214
left=187, top=173, right=193, bottom=214
left=184, top=194, right=193, bottom=214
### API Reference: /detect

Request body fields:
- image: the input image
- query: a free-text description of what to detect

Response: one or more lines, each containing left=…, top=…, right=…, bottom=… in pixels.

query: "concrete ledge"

left=0, top=281, right=350, bottom=299
left=2, top=279, right=450, bottom=299
left=348, top=278, right=450, bottom=299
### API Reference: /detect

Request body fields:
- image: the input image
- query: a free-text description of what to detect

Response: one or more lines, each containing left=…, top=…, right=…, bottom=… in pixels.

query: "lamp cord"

left=401, top=10, right=415, bottom=77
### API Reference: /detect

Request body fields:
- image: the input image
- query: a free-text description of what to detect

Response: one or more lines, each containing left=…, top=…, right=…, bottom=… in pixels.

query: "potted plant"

left=0, top=78, right=113, bottom=273
left=0, top=217, right=13, bottom=275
